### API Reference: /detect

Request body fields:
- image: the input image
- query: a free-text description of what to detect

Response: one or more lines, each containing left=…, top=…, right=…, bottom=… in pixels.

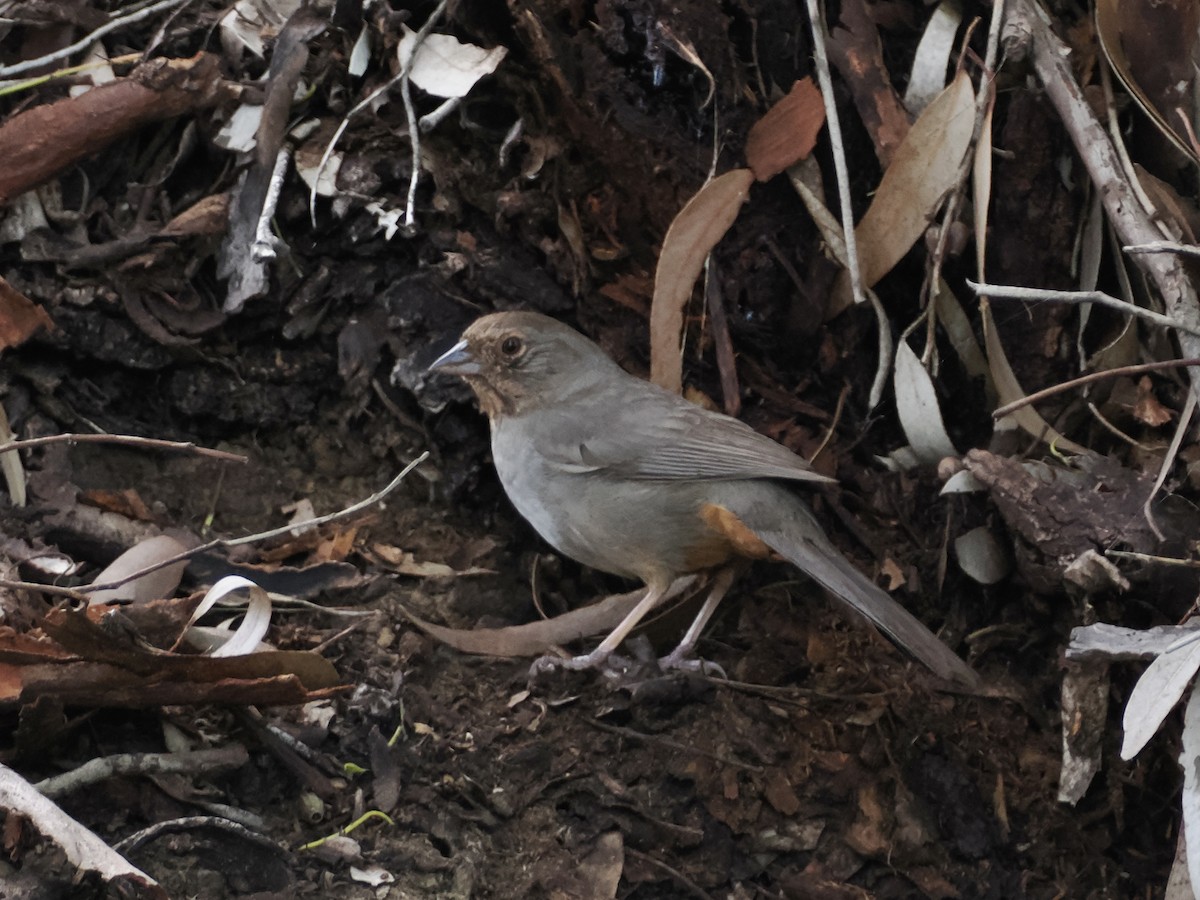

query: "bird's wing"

left=532, top=379, right=834, bottom=484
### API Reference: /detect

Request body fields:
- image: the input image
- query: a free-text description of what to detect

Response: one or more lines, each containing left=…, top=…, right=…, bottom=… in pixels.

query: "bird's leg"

left=657, top=567, right=736, bottom=676
left=529, top=581, right=669, bottom=676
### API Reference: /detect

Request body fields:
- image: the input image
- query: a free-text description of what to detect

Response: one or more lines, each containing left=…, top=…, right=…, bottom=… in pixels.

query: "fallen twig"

left=0, top=762, right=163, bottom=894
left=0, top=432, right=249, bottom=462
left=967, top=280, right=1200, bottom=338
left=0, top=0, right=192, bottom=79
left=1125, top=241, right=1200, bottom=259
left=83, top=452, right=429, bottom=595
left=0, top=452, right=432, bottom=603
left=990, top=358, right=1200, bottom=419
left=36, top=745, right=249, bottom=799
left=113, top=815, right=290, bottom=860
left=0, top=53, right=230, bottom=205
left=804, top=0, right=862, bottom=310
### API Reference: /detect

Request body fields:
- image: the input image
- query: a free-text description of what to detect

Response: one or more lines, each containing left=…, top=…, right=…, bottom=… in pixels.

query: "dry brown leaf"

left=762, top=767, right=801, bottom=816
left=371, top=543, right=493, bottom=577
left=78, top=488, right=155, bottom=522
left=597, top=271, right=652, bottom=315
left=0, top=607, right=345, bottom=709
left=827, top=0, right=911, bottom=166
left=845, top=783, right=891, bottom=857
left=399, top=590, right=645, bottom=657
left=850, top=69, right=975, bottom=293
left=159, top=192, right=230, bottom=237
left=1097, top=0, right=1200, bottom=166
left=399, top=580, right=695, bottom=657
left=0, top=277, right=54, bottom=350
left=880, top=557, right=906, bottom=591
left=1134, top=376, right=1174, bottom=427
left=316, top=525, right=358, bottom=562
left=745, top=78, right=825, bottom=181
left=42, top=606, right=341, bottom=686
left=1136, top=165, right=1200, bottom=243
left=650, top=168, right=755, bottom=393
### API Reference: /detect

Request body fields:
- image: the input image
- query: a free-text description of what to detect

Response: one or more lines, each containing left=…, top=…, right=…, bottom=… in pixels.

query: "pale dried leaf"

left=972, top=80, right=993, bottom=283
left=220, top=0, right=302, bottom=58
left=350, top=865, right=394, bottom=886
left=940, top=469, right=985, bottom=493
left=296, top=143, right=342, bottom=197
left=875, top=446, right=922, bottom=472
left=1068, top=622, right=1200, bottom=661
left=67, top=43, right=116, bottom=99
left=788, top=159, right=846, bottom=265
left=0, top=402, right=25, bottom=508
left=657, top=23, right=714, bottom=108
left=932, top=278, right=990, bottom=386
left=904, top=0, right=962, bottom=114
left=577, top=832, right=624, bottom=900
left=185, top=575, right=273, bottom=658
left=1122, top=634, right=1200, bottom=759
left=1166, top=830, right=1193, bottom=900
left=87, top=535, right=188, bottom=606
left=214, top=104, right=263, bottom=153
left=372, top=543, right=493, bottom=577
left=398, top=27, right=508, bottom=99
left=1182, top=685, right=1200, bottom=892
left=953, top=526, right=1010, bottom=585
left=894, top=339, right=958, bottom=463
left=349, top=26, right=372, bottom=78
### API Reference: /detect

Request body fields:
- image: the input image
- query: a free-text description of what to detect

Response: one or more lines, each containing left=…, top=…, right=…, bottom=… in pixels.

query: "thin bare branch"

left=0, top=433, right=249, bottom=463
left=0, top=0, right=192, bottom=78
left=991, top=358, right=1200, bottom=419
left=967, top=280, right=1200, bottom=338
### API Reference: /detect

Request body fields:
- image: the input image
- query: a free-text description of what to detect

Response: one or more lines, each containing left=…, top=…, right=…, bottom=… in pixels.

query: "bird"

left=429, top=310, right=978, bottom=687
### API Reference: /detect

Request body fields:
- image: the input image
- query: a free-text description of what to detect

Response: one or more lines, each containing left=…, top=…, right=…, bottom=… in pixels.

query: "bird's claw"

left=528, top=650, right=636, bottom=684
left=528, top=646, right=725, bottom=689
left=656, top=652, right=727, bottom=679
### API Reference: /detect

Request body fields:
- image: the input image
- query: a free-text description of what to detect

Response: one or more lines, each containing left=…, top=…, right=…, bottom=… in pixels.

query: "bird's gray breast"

left=489, top=414, right=694, bottom=582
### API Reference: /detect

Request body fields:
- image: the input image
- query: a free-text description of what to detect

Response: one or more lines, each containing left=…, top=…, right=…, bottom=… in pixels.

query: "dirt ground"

left=2, top=0, right=1196, bottom=897
left=8, top=421, right=1158, bottom=900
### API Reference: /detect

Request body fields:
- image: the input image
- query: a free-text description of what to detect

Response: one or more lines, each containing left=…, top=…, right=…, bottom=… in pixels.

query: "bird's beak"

left=429, top=339, right=481, bottom=376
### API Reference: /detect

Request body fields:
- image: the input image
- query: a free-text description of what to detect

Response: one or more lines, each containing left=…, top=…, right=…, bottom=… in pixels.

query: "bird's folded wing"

left=542, top=390, right=834, bottom=484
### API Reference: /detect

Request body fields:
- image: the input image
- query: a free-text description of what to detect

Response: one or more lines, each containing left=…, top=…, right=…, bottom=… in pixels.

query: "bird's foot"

left=656, top=648, right=727, bottom=679
left=528, top=649, right=636, bottom=685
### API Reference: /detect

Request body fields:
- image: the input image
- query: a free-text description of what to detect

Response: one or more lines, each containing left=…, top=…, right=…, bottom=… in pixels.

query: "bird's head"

left=429, top=311, right=614, bottom=418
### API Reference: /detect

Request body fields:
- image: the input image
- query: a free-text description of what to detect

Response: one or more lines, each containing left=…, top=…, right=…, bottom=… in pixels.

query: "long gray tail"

left=726, top=485, right=979, bottom=687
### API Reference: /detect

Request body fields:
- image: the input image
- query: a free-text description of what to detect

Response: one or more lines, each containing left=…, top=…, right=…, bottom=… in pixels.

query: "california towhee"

left=431, top=311, right=977, bottom=687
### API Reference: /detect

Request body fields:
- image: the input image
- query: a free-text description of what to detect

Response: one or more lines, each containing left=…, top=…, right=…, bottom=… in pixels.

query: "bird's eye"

left=500, top=335, right=523, bottom=357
